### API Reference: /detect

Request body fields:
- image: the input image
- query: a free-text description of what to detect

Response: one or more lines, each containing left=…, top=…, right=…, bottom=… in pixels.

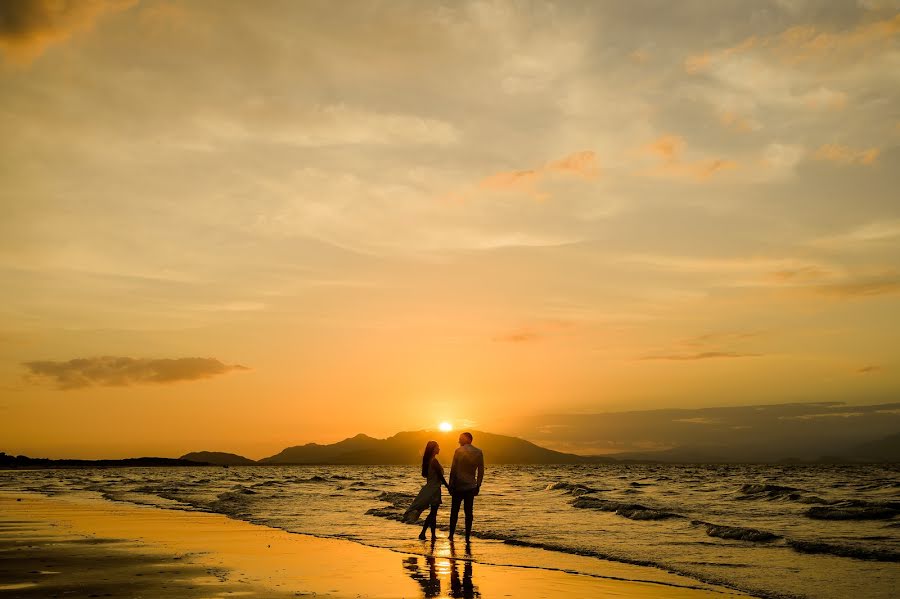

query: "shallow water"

left=1, top=464, right=897, bottom=599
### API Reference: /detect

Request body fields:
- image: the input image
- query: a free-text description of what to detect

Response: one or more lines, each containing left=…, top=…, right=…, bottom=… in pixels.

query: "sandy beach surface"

left=0, top=490, right=749, bottom=598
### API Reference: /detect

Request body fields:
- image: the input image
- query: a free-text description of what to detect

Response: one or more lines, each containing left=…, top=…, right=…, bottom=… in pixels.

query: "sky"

left=1, top=0, right=899, bottom=459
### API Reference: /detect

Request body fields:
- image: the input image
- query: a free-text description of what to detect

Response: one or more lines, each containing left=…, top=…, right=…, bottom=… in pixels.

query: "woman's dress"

left=402, top=458, right=444, bottom=523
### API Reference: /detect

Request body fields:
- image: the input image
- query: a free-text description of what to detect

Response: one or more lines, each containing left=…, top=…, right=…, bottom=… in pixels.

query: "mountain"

left=844, top=432, right=900, bottom=462
left=0, top=452, right=207, bottom=469
left=180, top=451, right=256, bottom=465
left=260, top=430, right=615, bottom=465
left=610, top=432, right=900, bottom=463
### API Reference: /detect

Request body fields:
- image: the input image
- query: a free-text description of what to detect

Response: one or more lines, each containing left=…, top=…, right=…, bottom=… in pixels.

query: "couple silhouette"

left=402, top=432, right=485, bottom=543
left=403, top=551, right=480, bottom=598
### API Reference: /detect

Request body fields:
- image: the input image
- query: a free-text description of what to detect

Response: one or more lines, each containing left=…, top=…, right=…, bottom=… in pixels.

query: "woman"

left=403, top=440, right=449, bottom=540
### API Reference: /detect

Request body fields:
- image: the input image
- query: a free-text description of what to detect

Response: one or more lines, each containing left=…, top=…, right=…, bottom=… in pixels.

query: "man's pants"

left=448, top=489, right=476, bottom=539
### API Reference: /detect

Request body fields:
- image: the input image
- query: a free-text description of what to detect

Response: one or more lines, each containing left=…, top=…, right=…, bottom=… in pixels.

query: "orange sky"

left=1, top=1, right=898, bottom=459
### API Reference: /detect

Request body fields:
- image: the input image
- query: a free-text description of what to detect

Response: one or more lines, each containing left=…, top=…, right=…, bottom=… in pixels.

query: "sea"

left=1, top=463, right=897, bottom=599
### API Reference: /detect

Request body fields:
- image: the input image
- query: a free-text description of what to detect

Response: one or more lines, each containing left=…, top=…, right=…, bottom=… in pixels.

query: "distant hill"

left=845, top=432, right=900, bottom=462
left=260, top=430, right=615, bottom=465
left=610, top=432, right=900, bottom=464
left=180, top=451, right=256, bottom=465
left=0, top=452, right=207, bottom=470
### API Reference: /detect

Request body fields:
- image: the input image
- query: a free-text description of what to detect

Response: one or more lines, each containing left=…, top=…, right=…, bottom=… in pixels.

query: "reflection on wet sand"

left=403, top=541, right=480, bottom=598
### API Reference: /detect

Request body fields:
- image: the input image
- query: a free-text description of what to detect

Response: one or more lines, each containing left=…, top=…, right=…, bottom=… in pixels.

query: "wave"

left=365, top=491, right=415, bottom=520
left=544, top=481, right=600, bottom=495
left=571, top=497, right=681, bottom=520
left=207, top=488, right=258, bottom=518
left=691, top=520, right=781, bottom=542
left=805, top=504, right=899, bottom=520
left=787, top=539, right=900, bottom=562
left=737, top=483, right=826, bottom=503
left=496, top=539, right=799, bottom=599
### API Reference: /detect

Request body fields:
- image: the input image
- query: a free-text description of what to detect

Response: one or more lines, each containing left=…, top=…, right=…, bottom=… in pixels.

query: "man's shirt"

left=449, top=444, right=484, bottom=492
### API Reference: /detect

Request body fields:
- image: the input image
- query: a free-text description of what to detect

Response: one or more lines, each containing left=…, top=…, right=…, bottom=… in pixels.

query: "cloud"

left=765, top=265, right=900, bottom=299
left=192, top=103, right=460, bottom=149
left=638, top=351, right=762, bottom=361
left=0, top=0, right=136, bottom=65
left=801, top=87, right=848, bottom=110
left=478, top=150, right=599, bottom=199
left=760, top=143, right=806, bottom=177
left=638, top=135, right=736, bottom=181
left=774, top=14, right=900, bottom=63
left=139, top=1, right=187, bottom=31
left=685, top=14, right=900, bottom=72
left=768, top=266, right=832, bottom=282
left=681, top=332, right=760, bottom=347
left=718, top=110, right=760, bottom=133
left=493, top=329, right=541, bottom=343
left=523, top=402, right=900, bottom=458
left=684, top=36, right=758, bottom=74
left=778, top=411, right=866, bottom=420
left=813, top=144, right=880, bottom=165
left=23, top=356, right=249, bottom=390
left=858, top=365, right=881, bottom=374
left=810, top=220, right=900, bottom=248
left=812, top=276, right=900, bottom=297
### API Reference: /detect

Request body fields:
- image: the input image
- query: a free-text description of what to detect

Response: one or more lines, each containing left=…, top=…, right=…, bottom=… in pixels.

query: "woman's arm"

left=433, top=458, right=450, bottom=488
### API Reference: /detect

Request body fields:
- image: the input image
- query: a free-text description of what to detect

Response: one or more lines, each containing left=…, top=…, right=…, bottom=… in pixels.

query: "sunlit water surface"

left=1, top=464, right=897, bottom=599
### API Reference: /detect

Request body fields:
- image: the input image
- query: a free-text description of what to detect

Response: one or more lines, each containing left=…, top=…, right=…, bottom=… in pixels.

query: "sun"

left=438, top=421, right=453, bottom=432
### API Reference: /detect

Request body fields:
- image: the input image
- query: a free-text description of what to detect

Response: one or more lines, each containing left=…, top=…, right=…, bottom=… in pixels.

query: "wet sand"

left=0, top=491, right=749, bottom=598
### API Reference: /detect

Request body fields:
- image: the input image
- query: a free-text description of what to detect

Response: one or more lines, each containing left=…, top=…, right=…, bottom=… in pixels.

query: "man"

left=447, top=431, right=484, bottom=542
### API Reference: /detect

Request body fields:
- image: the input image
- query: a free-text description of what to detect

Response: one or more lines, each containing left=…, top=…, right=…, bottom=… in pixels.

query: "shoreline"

left=0, top=491, right=749, bottom=598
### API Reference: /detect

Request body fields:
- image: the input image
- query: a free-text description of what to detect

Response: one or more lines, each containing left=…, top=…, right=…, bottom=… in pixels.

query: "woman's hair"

left=421, top=440, right=438, bottom=477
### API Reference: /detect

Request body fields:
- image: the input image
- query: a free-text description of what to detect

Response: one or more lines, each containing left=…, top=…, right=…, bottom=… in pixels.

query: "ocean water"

left=1, top=464, right=897, bottom=599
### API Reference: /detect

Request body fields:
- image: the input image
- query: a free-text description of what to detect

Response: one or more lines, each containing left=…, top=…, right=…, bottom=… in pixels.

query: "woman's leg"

left=419, top=513, right=429, bottom=539
left=419, top=505, right=437, bottom=539
left=428, top=505, right=438, bottom=537
left=419, top=505, right=438, bottom=539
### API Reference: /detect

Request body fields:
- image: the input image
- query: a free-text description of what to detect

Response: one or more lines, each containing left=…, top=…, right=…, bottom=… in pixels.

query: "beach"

left=0, top=491, right=746, bottom=598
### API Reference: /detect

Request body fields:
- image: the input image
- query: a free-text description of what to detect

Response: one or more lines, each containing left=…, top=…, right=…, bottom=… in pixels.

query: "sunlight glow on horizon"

left=439, top=422, right=453, bottom=432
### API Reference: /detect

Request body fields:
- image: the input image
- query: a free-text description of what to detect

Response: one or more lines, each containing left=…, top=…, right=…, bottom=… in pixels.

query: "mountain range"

left=3, top=429, right=897, bottom=468
left=256, top=430, right=614, bottom=465
left=180, top=429, right=900, bottom=465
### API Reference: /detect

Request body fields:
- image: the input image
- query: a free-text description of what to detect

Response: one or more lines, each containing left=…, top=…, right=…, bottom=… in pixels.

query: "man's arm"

left=475, top=450, right=484, bottom=489
left=448, top=449, right=459, bottom=489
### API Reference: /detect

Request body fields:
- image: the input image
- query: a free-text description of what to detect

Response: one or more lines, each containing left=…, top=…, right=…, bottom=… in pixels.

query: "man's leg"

left=448, top=493, right=462, bottom=539
left=463, top=492, right=475, bottom=540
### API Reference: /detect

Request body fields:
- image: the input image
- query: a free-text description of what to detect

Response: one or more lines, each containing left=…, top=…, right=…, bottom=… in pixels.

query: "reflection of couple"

left=403, top=553, right=480, bottom=599
left=403, top=432, right=485, bottom=542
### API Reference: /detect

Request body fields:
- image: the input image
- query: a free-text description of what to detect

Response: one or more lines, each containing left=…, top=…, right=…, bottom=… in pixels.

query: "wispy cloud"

left=811, top=276, right=900, bottom=298
left=779, top=411, right=866, bottom=421
left=858, top=365, right=881, bottom=374
left=685, top=14, right=900, bottom=72
left=681, top=332, right=760, bottom=347
left=23, top=356, right=249, bottom=390
left=810, top=220, right=900, bottom=248
left=768, top=266, right=833, bottom=283
left=478, top=150, right=599, bottom=200
left=0, top=0, right=136, bottom=66
left=639, top=351, right=762, bottom=361
left=638, top=135, right=736, bottom=181
left=814, top=144, right=880, bottom=165
left=493, top=329, right=541, bottom=343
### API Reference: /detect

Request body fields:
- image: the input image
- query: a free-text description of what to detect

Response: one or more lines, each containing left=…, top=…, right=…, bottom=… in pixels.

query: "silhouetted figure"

left=403, top=556, right=441, bottom=598
left=403, top=440, right=449, bottom=540
left=448, top=432, right=484, bottom=543
left=449, top=541, right=480, bottom=598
